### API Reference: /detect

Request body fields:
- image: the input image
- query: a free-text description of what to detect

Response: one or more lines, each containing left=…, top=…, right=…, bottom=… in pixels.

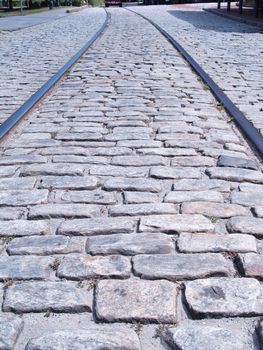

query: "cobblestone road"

left=0, top=7, right=106, bottom=125
left=0, top=7, right=263, bottom=350
left=133, top=5, right=263, bottom=135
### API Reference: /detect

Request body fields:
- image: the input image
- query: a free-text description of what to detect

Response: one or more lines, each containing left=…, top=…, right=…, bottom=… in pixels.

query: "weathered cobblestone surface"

left=165, top=323, right=245, bottom=350
left=25, top=325, right=141, bottom=350
left=0, top=7, right=262, bottom=350
left=0, top=8, right=106, bottom=125
left=0, top=314, right=23, bottom=350
left=133, top=5, right=263, bottom=134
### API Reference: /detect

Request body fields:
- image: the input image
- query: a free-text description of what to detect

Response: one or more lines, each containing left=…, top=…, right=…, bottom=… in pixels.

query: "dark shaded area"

left=207, top=6, right=263, bottom=27
left=168, top=9, right=263, bottom=32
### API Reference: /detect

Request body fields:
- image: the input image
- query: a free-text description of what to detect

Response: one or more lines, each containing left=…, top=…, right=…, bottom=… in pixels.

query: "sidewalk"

left=0, top=7, right=70, bottom=31
left=204, top=3, right=263, bottom=28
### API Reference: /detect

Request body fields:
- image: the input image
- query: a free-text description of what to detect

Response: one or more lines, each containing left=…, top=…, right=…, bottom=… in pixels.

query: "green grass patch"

left=89, top=0, right=104, bottom=6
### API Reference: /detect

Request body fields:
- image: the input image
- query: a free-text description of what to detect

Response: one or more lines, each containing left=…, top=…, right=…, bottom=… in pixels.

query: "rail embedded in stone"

left=0, top=9, right=110, bottom=141
left=127, top=8, right=263, bottom=159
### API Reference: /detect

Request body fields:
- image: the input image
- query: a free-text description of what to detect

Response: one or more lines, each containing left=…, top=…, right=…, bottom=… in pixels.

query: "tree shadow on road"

left=167, top=10, right=263, bottom=34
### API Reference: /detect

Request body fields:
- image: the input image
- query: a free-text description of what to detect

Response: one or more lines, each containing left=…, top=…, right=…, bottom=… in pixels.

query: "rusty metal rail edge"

left=0, top=8, right=109, bottom=140
left=127, top=8, right=263, bottom=158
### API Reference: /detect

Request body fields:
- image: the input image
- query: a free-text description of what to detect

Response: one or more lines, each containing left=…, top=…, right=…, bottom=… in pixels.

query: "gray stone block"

left=185, top=277, right=263, bottom=317
left=137, top=147, right=197, bottom=156
left=87, top=232, right=174, bottom=255
left=57, top=255, right=131, bottom=280
left=0, top=220, right=50, bottom=237
left=0, top=255, right=53, bottom=280
left=171, top=156, right=215, bottom=167
left=0, top=314, right=23, bottom=350
left=181, top=202, right=249, bottom=218
left=253, top=206, right=263, bottom=218
left=0, top=177, right=36, bottom=190
left=133, top=253, right=232, bottom=281
left=217, top=155, right=257, bottom=170
left=111, top=155, right=168, bottom=167
left=3, top=281, right=92, bottom=313
left=52, top=155, right=108, bottom=165
left=238, top=253, right=263, bottom=278
left=231, top=192, right=263, bottom=207
left=109, top=203, right=178, bottom=216
left=206, top=167, right=263, bottom=183
left=239, top=183, right=263, bottom=192
left=90, top=165, right=148, bottom=178
left=117, top=140, right=162, bottom=148
left=58, top=217, right=136, bottom=236
left=150, top=166, right=201, bottom=179
left=39, top=176, right=97, bottom=190
left=227, top=216, right=263, bottom=236
left=140, top=214, right=214, bottom=233
left=165, top=323, right=245, bottom=350
left=7, top=235, right=80, bottom=255
left=55, top=132, right=103, bottom=141
left=25, top=326, right=141, bottom=350
left=28, top=204, right=102, bottom=219
left=0, top=190, right=48, bottom=206
left=103, top=177, right=161, bottom=192
left=165, top=191, right=223, bottom=203
left=0, top=207, right=26, bottom=220
left=0, top=155, right=46, bottom=165
left=61, top=190, right=117, bottom=204
left=124, top=191, right=158, bottom=204
left=178, top=233, right=257, bottom=253
left=172, top=179, right=230, bottom=192
left=95, top=279, right=177, bottom=323
left=21, top=164, right=85, bottom=176
left=0, top=166, right=18, bottom=178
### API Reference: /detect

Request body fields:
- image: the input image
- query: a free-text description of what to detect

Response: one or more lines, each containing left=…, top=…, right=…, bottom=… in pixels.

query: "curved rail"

left=0, top=9, right=110, bottom=140
left=127, top=8, right=263, bottom=159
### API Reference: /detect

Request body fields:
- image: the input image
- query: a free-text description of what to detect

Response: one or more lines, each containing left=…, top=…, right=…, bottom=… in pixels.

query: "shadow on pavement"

left=168, top=9, right=263, bottom=33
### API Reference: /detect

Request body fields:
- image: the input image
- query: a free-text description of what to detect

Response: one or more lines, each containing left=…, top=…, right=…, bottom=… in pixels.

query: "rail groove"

left=127, top=8, right=263, bottom=159
left=0, top=8, right=110, bottom=141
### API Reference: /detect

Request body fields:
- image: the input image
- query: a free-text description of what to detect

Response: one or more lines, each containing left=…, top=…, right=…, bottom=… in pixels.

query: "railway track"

left=128, top=8, right=263, bottom=159
left=0, top=9, right=110, bottom=141
left=0, top=7, right=262, bottom=159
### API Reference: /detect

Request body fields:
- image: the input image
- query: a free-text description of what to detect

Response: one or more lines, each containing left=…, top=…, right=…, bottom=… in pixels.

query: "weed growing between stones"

left=49, top=257, right=60, bottom=271
left=153, top=323, right=170, bottom=339
left=130, top=321, right=143, bottom=335
left=216, top=102, right=224, bottom=111
left=210, top=216, right=219, bottom=224
left=3, top=279, right=13, bottom=289
left=44, top=308, right=53, bottom=318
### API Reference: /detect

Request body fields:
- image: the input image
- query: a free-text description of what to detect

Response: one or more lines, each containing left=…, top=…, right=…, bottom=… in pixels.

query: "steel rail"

left=127, top=8, right=263, bottom=158
left=0, top=9, right=110, bottom=140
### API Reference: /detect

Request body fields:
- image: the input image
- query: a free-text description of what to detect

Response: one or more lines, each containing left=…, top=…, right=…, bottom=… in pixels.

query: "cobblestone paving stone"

left=0, top=8, right=106, bottom=125
left=0, top=7, right=263, bottom=350
left=133, top=5, right=263, bottom=135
